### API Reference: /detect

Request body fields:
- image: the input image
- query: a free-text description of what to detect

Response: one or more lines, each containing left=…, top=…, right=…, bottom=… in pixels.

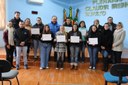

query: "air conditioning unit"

left=28, top=0, right=44, bottom=4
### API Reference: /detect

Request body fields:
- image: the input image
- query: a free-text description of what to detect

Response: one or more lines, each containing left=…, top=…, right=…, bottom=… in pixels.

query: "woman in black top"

left=39, top=24, right=53, bottom=69
left=100, top=23, right=113, bottom=71
left=32, top=17, right=44, bottom=60
left=68, top=24, right=82, bottom=70
left=63, top=17, right=72, bottom=62
left=87, top=25, right=100, bottom=70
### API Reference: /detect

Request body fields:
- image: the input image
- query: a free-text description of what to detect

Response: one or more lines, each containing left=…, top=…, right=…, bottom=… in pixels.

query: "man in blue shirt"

left=48, top=16, right=60, bottom=62
left=49, top=16, right=60, bottom=37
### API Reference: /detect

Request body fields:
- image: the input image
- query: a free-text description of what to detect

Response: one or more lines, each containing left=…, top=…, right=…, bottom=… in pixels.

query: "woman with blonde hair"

left=24, top=18, right=32, bottom=58
left=112, top=22, right=126, bottom=63
left=55, top=26, right=67, bottom=70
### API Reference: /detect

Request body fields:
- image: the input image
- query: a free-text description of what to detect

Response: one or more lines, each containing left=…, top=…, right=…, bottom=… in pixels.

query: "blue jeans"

left=101, top=50, right=109, bottom=58
left=16, top=46, right=28, bottom=67
left=40, top=42, right=51, bottom=68
left=70, top=46, right=80, bottom=66
left=33, top=40, right=39, bottom=58
left=88, top=46, right=99, bottom=67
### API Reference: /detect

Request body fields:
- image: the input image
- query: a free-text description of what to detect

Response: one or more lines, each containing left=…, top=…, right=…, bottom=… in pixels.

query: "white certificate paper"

left=65, top=26, right=72, bottom=32
left=41, top=34, right=52, bottom=41
left=56, top=35, right=66, bottom=42
left=31, top=28, right=40, bottom=34
left=71, top=36, right=80, bottom=43
left=89, top=38, right=98, bottom=45
left=81, top=30, right=86, bottom=36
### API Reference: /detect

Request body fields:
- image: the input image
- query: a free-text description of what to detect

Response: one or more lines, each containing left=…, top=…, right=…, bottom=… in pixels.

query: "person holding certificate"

left=32, top=17, right=44, bottom=60
left=100, top=23, right=113, bottom=71
left=63, top=17, right=72, bottom=62
left=39, top=25, right=53, bottom=70
left=78, top=21, right=87, bottom=63
left=68, top=24, right=82, bottom=70
left=88, top=19, right=103, bottom=63
left=87, top=25, right=100, bottom=70
left=55, top=26, right=67, bottom=70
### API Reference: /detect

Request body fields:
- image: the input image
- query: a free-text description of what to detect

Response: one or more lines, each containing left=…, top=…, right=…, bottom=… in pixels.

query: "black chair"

left=104, top=63, right=128, bottom=85
left=0, top=60, right=19, bottom=85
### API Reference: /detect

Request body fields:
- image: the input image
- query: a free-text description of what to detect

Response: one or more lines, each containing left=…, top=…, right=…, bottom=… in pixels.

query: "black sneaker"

left=16, top=65, right=19, bottom=70
left=24, top=65, right=28, bottom=69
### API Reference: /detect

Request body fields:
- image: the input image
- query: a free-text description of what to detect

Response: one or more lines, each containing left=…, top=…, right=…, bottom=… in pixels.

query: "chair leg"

left=1, top=81, right=3, bottom=85
left=16, top=76, right=20, bottom=85
left=8, top=80, right=12, bottom=85
left=117, top=83, right=121, bottom=85
left=105, top=80, right=107, bottom=85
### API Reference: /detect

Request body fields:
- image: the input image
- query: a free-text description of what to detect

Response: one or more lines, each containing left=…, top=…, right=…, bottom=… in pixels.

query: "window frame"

left=0, top=0, right=6, bottom=30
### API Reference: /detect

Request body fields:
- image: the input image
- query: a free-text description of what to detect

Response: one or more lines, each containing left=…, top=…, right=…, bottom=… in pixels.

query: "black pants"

left=5, top=45, right=15, bottom=66
left=67, top=43, right=70, bottom=62
left=27, top=43, right=31, bottom=55
left=57, top=52, right=64, bottom=68
left=52, top=42, right=57, bottom=61
left=113, top=51, right=122, bottom=64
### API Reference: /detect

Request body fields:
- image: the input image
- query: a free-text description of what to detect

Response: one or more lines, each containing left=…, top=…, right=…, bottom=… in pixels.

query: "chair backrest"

left=110, top=63, right=128, bottom=77
left=0, top=60, right=11, bottom=73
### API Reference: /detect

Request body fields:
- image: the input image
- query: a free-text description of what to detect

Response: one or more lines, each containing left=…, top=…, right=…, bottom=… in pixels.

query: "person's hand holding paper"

left=88, top=38, right=98, bottom=45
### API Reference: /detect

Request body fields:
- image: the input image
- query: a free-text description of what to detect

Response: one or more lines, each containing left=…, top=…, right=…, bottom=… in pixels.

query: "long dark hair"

left=89, top=25, right=98, bottom=33
left=43, top=24, right=51, bottom=34
left=78, top=21, right=86, bottom=28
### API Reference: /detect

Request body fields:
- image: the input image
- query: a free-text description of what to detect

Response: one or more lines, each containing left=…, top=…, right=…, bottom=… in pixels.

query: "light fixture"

left=28, top=0, right=44, bottom=4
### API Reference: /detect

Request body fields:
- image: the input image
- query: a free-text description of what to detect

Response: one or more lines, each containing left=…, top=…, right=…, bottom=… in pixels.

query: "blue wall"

left=0, top=0, right=69, bottom=47
left=0, top=0, right=128, bottom=50
left=74, top=0, right=128, bottom=49
left=6, top=0, right=68, bottom=25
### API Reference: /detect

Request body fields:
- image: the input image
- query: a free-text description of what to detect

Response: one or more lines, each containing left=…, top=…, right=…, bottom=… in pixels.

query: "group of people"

left=3, top=11, right=126, bottom=71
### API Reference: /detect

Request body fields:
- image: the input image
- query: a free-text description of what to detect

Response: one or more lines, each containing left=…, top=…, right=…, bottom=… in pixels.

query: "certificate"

left=70, top=36, right=80, bottom=43
left=56, top=35, right=66, bottom=42
left=81, top=30, right=86, bottom=36
left=41, top=34, right=52, bottom=41
left=65, top=26, right=72, bottom=32
left=31, top=28, right=40, bottom=34
left=89, top=38, right=98, bottom=45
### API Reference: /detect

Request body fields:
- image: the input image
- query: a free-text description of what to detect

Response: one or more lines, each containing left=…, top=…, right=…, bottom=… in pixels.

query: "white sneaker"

left=40, top=67, right=43, bottom=70
left=89, top=66, right=92, bottom=69
left=46, top=67, right=49, bottom=69
left=92, top=67, right=96, bottom=70
left=56, top=68, right=59, bottom=70
left=60, top=68, right=63, bottom=70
